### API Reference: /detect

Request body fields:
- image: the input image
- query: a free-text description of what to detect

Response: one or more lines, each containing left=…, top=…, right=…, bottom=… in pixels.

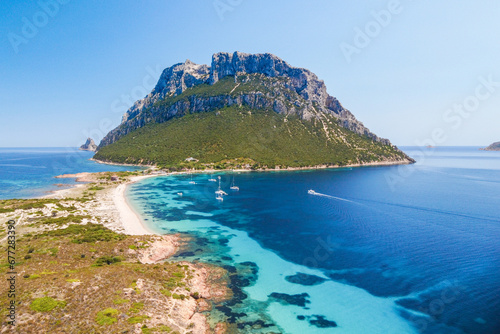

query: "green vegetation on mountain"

left=94, top=106, right=408, bottom=170
left=96, top=52, right=414, bottom=168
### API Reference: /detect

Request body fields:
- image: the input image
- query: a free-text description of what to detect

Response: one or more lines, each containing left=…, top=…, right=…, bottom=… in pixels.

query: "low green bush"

left=96, top=308, right=119, bottom=325
left=30, top=297, right=66, bottom=312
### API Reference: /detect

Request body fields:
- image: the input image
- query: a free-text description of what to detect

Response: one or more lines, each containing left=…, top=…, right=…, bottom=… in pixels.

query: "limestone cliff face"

left=79, top=138, right=97, bottom=151
left=99, top=52, right=391, bottom=149
left=121, top=60, right=210, bottom=125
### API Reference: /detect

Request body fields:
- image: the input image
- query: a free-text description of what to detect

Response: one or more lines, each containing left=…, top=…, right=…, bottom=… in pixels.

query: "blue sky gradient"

left=1, top=0, right=499, bottom=147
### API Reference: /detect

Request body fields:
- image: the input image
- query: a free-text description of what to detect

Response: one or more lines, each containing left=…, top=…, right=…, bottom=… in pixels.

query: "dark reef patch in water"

left=285, top=272, right=326, bottom=286
left=222, top=264, right=237, bottom=274
left=213, top=261, right=262, bottom=326
left=215, top=305, right=247, bottom=323
left=222, top=265, right=249, bottom=307
left=236, top=319, right=275, bottom=330
left=218, top=238, right=229, bottom=246
left=175, top=251, right=195, bottom=257
left=240, top=261, right=258, bottom=275
left=295, top=314, right=338, bottom=328
left=268, top=292, right=311, bottom=307
left=195, top=237, right=210, bottom=246
left=309, top=315, right=337, bottom=328
left=240, top=261, right=255, bottom=266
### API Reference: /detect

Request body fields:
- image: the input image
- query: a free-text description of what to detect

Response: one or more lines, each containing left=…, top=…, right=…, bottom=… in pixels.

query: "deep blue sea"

left=126, top=147, right=500, bottom=333
left=0, top=147, right=141, bottom=199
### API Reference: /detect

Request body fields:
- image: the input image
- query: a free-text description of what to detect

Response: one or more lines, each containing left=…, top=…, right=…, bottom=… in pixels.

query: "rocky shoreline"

left=88, top=156, right=415, bottom=175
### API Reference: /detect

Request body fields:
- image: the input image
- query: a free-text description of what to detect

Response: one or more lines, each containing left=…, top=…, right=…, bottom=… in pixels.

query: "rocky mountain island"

left=79, top=137, right=97, bottom=151
left=94, top=52, right=414, bottom=169
left=482, top=141, right=500, bottom=151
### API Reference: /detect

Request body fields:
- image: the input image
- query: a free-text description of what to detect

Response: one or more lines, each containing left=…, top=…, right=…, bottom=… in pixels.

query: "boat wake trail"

left=308, top=190, right=356, bottom=203
left=356, top=197, right=500, bottom=223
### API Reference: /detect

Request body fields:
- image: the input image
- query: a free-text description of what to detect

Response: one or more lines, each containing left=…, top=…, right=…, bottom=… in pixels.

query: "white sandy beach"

left=113, top=175, right=158, bottom=235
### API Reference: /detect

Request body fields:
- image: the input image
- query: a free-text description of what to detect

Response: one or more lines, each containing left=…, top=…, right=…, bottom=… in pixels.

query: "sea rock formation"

left=481, top=141, right=500, bottom=151
left=79, top=138, right=97, bottom=151
left=98, top=52, right=393, bottom=149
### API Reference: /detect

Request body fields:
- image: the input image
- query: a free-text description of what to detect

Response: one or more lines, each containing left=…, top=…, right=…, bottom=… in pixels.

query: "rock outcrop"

left=98, top=52, right=393, bottom=150
left=481, top=141, right=500, bottom=151
left=79, top=138, right=97, bottom=151
left=120, top=60, right=210, bottom=126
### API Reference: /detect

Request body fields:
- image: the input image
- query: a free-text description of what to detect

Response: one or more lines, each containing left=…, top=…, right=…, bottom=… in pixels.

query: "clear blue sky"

left=1, top=0, right=499, bottom=147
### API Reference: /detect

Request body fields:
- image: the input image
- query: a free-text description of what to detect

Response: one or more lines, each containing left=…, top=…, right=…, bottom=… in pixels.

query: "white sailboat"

left=208, top=173, right=217, bottom=182
left=189, top=173, right=196, bottom=184
left=215, top=176, right=227, bottom=197
left=230, top=175, right=239, bottom=191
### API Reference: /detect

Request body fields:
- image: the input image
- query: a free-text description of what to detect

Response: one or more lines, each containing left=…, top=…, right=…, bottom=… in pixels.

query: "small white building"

left=185, top=157, right=199, bottom=162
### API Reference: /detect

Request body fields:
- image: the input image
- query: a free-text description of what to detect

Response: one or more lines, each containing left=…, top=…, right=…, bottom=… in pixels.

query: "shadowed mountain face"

left=95, top=52, right=413, bottom=168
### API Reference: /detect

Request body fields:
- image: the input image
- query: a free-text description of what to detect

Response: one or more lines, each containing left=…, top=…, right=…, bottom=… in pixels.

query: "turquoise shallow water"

left=127, top=147, right=500, bottom=333
left=0, top=147, right=142, bottom=199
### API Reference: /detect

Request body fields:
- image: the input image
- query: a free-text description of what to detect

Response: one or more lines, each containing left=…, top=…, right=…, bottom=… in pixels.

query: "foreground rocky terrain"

left=0, top=172, right=231, bottom=333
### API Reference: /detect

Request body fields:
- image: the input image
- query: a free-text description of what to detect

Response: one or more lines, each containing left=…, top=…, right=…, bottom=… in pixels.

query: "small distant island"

left=481, top=141, right=500, bottom=151
left=79, top=137, right=97, bottom=151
